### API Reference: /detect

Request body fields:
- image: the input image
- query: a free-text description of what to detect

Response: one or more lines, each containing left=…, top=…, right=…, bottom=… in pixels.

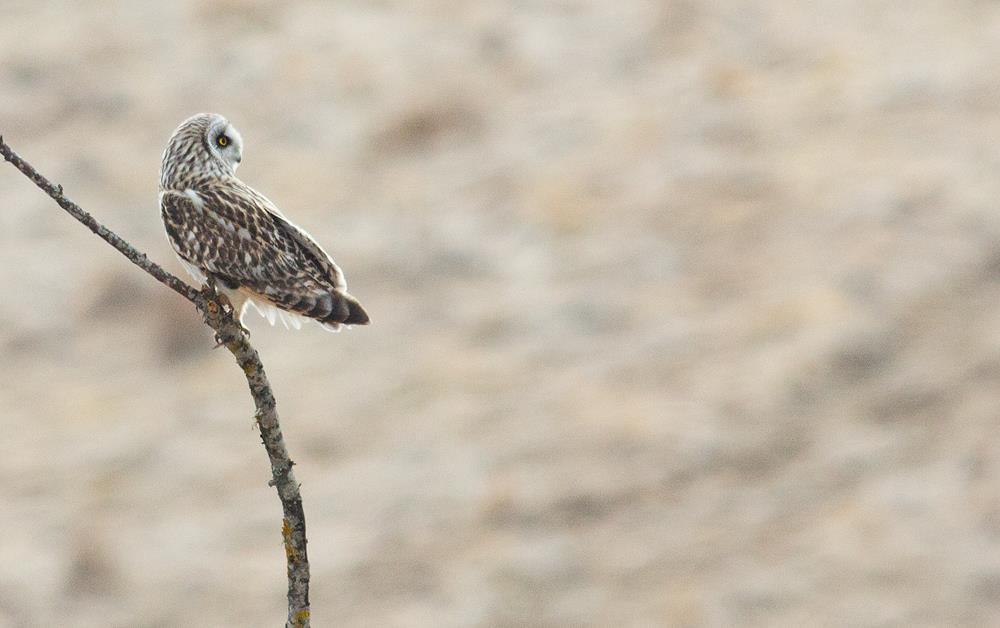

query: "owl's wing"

left=160, top=185, right=367, bottom=325
left=238, top=185, right=348, bottom=291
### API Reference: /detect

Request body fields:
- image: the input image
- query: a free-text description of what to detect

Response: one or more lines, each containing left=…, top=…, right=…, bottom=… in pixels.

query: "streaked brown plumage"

left=158, top=113, right=368, bottom=332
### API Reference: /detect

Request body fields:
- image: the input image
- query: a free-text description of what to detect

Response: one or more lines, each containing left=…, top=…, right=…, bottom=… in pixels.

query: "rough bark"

left=0, top=137, right=310, bottom=628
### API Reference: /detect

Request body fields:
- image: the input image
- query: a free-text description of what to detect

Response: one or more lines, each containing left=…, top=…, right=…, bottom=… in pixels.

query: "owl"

left=158, top=113, right=369, bottom=332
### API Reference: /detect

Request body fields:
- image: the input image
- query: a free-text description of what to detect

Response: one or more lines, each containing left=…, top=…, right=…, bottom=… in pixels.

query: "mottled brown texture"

left=0, top=138, right=312, bottom=628
left=161, top=187, right=365, bottom=326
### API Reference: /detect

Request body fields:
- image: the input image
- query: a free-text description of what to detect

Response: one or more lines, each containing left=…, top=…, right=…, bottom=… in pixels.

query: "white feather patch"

left=184, top=188, right=204, bottom=211
left=247, top=298, right=266, bottom=317
left=177, top=256, right=208, bottom=284
left=241, top=295, right=326, bottom=332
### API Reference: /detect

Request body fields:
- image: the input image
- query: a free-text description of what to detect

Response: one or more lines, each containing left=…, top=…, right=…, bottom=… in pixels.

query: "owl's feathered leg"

left=202, top=276, right=252, bottom=345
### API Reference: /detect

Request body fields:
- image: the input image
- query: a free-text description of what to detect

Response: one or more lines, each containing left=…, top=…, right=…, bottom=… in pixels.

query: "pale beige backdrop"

left=2, top=1, right=1000, bottom=626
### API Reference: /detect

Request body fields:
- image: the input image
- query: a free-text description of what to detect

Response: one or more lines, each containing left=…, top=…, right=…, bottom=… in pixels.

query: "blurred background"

left=2, top=1, right=1000, bottom=626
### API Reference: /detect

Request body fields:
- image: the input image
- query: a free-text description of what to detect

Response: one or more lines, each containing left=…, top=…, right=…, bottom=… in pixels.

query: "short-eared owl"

left=159, top=113, right=369, bottom=332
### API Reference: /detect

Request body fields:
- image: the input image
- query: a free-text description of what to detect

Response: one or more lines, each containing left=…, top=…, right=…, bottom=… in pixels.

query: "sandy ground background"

left=2, top=1, right=1000, bottom=626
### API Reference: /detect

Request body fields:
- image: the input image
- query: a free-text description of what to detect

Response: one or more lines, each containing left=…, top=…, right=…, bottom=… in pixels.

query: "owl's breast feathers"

left=159, top=177, right=368, bottom=329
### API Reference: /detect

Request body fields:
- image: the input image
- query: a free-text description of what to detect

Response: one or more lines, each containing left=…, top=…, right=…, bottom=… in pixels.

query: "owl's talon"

left=201, top=279, right=218, bottom=298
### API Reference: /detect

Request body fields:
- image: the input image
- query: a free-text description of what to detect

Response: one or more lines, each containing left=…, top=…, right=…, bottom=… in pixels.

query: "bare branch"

left=0, top=137, right=199, bottom=304
left=0, top=138, right=311, bottom=627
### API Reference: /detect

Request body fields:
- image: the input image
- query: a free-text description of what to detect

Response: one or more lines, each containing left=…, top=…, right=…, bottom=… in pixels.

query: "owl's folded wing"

left=159, top=187, right=367, bottom=326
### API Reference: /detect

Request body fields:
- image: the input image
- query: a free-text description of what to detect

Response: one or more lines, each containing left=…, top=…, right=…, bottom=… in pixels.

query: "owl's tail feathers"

left=244, top=287, right=368, bottom=333
left=339, top=292, right=370, bottom=326
left=318, top=291, right=369, bottom=333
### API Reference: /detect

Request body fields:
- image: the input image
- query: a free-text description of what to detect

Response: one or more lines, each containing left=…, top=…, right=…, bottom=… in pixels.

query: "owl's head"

left=160, top=113, right=244, bottom=189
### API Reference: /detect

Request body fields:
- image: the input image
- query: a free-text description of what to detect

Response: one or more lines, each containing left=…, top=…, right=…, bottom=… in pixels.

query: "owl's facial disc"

left=207, top=117, right=243, bottom=171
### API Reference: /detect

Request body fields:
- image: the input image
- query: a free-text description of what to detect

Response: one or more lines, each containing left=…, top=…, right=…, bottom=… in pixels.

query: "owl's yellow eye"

left=217, top=135, right=229, bottom=147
